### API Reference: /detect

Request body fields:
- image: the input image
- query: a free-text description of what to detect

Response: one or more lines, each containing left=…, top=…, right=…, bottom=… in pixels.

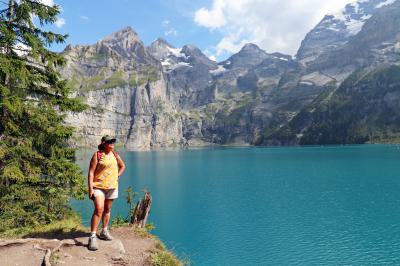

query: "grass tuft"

left=0, top=212, right=87, bottom=239
left=150, top=249, right=184, bottom=266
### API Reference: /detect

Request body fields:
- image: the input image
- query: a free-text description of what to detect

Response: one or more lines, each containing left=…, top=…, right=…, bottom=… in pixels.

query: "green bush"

left=150, top=250, right=183, bottom=266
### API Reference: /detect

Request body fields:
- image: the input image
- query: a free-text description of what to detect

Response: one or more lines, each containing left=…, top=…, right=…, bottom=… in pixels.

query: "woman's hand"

left=89, top=187, right=94, bottom=200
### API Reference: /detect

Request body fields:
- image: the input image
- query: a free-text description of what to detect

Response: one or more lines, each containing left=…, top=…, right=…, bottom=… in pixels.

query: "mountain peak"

left=237, top=43, right=269, bottom=57
left=148, top=38, right=179, bottom=60
left=100, top=26, right=140, bottom=44
left=241, top=43, right=263, bottom=51
left=95, top=26, right=147, bottom=59
left=151, top=38, right=174, bottom=48
left=182, top=44, right=202, bottom=54
left=221, top=43, right=268, bottom=69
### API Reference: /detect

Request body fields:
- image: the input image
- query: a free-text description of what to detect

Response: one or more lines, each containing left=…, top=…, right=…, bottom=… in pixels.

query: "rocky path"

left=0, top=227, right=157, bottom=266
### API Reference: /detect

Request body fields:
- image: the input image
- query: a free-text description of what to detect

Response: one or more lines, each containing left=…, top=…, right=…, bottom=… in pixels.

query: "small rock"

left=111, top=255, right=122, bottom=260
left=83, top=256, right=96, bottom=261
left=74, top=237, right=87, bottom=246
left=63, top=252, right=72, bottom=258
left=102, top=239, right=126, bottom=254
left=61, top=239, right=76, bottom=246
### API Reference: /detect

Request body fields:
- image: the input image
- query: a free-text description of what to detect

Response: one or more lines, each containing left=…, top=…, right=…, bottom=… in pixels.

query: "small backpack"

left=97, top=150, right=119, bottom=161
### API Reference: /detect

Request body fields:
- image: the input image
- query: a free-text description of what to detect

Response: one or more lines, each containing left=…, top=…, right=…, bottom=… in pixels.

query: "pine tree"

left=0, top=0, right=87, bottom=231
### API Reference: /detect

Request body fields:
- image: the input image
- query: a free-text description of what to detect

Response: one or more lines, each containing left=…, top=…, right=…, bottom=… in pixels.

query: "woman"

left=87, top=135, right=126, bottom=251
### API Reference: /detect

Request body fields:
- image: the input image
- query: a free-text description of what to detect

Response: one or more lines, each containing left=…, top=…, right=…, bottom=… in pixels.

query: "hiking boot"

left=99, top=229, right=113, bottom=241
left=88, top=234, right=98, bottom=251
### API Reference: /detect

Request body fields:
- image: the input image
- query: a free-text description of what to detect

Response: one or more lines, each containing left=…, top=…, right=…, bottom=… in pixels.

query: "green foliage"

left=261, top=66, right=400, bottom=145
left=66, top=78, right=80, bottom=91
left=125, top=185, right=138, bottom=218
left=150, top=250, right=184, bottom=266
left=129, top=74, right=146, bottom=87
left=202, top=93, right=255, bottom=143
left=0, top=210, right=86, bottom=238
left=184, top=111, right=202, bottom=123
left=101, top=71, right=127, bottom=90
left=148, top=232, right=187, bottom=266
left=81, top=73, right=105, bottom=91
left=261, top=82, right=339, bottom=145
left=295, top=65, right=400, bottom=145
left=125, top=186, right=134, bottom=206
left=145, top=221, right=156, bottom=232
left=111, top=186, right=139, bottom=228
left=87, top=52, right=107, bottom=61
left=122, top=186, right=185, bottom=265
left=129, top=67, right=160, bottom=87
left=111, top=214, right=129, bottom=227
left=0, top=0, right=87, bottom=231
left=141, top=66, right=160, bottom=83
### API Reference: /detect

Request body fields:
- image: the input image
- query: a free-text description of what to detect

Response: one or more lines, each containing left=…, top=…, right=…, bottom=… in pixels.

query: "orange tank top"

left=93, top=151, right=119, bottom=189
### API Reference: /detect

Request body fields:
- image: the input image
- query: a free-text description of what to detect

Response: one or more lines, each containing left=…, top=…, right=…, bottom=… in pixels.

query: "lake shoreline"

left=75, top=142, right=400, bottom=155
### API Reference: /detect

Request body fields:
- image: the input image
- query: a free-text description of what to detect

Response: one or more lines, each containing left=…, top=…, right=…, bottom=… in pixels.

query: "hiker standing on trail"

left=87, top=135, right=126, bottom=251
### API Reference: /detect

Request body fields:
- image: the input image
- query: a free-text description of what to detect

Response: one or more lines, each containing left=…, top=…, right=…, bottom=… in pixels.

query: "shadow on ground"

left=22, top=228, right=88, bottom=240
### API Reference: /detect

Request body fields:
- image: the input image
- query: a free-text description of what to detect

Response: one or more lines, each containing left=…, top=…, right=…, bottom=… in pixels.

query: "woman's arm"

left=88, top=153, right=97, bottom=198
left=116, top=154, right=126, bottom=177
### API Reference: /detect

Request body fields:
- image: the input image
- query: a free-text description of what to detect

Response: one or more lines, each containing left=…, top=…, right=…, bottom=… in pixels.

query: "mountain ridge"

left=61, top=0, right=400, bottom=150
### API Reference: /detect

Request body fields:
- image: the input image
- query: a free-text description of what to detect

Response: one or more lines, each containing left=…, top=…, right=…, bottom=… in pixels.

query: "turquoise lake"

left=73, top=145, right=400, bottom=265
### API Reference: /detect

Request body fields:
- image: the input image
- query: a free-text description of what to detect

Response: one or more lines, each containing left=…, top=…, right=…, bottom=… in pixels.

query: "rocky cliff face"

left=148, top=38, right=218, bottom=109
left=62, top=27, right=184, bottom=150
left=62, top=0, right=400, bottom=150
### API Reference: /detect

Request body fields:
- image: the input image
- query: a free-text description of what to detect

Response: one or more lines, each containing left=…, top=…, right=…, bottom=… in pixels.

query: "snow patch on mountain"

left=375, top=0, right=397, bottom=8
left=328, top=0, right=397, bottom=36
left=166, top=47, right=188, bottom=60
left=297, top=0, right=398, bottom=62
left=209, top=65, right=227, bottom=75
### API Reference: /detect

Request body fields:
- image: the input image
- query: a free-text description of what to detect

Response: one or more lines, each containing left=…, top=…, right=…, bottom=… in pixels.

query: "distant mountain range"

left=61, top=0, right=400, bottom=150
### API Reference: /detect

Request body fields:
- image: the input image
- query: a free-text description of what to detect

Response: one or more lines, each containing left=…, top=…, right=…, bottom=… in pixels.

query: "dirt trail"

left=0, top=227, right=157, bottom=266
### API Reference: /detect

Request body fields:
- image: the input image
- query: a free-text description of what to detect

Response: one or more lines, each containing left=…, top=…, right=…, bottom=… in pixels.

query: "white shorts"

left=93, top=188, right=118, bottom=199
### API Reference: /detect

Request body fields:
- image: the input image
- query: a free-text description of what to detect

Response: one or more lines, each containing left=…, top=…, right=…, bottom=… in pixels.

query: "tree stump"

left=131, top=192, right=152, bottom=228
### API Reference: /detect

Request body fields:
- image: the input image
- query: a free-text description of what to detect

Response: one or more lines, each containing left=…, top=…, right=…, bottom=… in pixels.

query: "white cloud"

left=80, top=15, right=89, bottom=20
left=162, top=20, right=170, bottom=27
left=165, top=28, right=178, bottom=37
left=162, top=20, right=178, bottom=37
left=194, top=0, right=352, bottom=58
left=194, top=0, right=226, bottom=29
left=39, top=0, right=55, bottom=6
left=55, top=17, right=65, bottom=28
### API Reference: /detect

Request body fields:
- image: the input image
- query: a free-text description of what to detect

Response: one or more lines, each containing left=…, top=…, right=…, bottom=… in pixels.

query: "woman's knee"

left=94, top=207, right=104, bottom=216
left=104, top=200, right=113, bottom=214
left=103, top=206, right=112, bottom=214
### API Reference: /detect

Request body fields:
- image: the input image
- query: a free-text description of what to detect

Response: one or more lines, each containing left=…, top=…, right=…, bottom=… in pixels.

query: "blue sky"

left=47, top=0, right=353, bottom=61
left=50, top=0, right=221, bottom=54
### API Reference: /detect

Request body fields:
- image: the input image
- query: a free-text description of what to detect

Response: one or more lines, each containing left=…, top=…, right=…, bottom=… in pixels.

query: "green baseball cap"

left=101, top=135, right=116, bottom=144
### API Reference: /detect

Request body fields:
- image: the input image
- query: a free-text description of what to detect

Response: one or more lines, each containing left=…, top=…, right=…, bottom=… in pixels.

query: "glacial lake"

left=73, top=145, right=400, bottom=265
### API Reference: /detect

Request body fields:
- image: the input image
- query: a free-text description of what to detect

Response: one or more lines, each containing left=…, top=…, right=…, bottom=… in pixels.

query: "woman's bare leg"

left=90, top=195, right=105, bottom=233
left=102, top=199, right=114, bottom=229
